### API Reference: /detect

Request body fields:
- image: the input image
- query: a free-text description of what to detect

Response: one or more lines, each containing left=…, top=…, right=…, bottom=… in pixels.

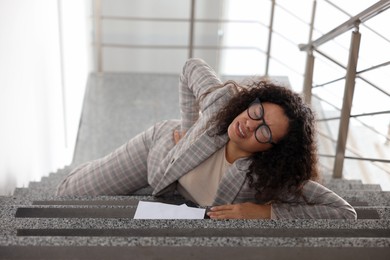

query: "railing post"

left=308, top=0, right=317, bottom=46
left=333, top=25, right=361, bottom=178
left=265, top=0, right=275, bottom=76
left=94, top=0, right=103, bottom=73
left=303, top=48, right=315, bottom=104
left=188, top=0, right=195, bottom=59
left=302, top=0, right=316, bottom=104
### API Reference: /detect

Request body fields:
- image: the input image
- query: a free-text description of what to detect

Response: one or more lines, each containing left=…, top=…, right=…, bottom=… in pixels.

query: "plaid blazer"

left=57, top=58, right=357, bottom=219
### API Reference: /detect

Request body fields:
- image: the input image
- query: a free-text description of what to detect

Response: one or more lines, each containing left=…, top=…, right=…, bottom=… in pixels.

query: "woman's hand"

left=173, top=130, right=186, bottom=144
left=207, top=202, right=271, bottom=219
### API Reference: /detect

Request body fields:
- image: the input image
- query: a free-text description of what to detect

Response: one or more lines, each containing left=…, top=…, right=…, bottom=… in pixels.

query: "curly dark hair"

left=210, top=80, right=319, bottom=203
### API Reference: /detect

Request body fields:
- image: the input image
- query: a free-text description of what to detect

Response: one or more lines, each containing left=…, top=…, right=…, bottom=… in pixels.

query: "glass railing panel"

left=267, top=58, right=303, bottom=93
left=101, top=0, right=190, bottom=19
left=195, top=0, right=225, bottom=20
left=103, top=47, right=187, bottom=73
left=347, top=78, right=390, bottom=163
left=193, top=22, right=221, bottom=46
left=358, top=28, right=390, bottom=72
left=345, top=115, right=389, bottom=159
left=219, top=49, right=266, bottom=75
left=216, top=0, right=271, bottom=22
left=316, top=112, right=341, bottom=140
left=273, top=5, right=311, bottom=46
left=102, top=20, right=189, bottom=46
left=267, top=33, right=307, bottom=92
left=312, top=55, right=346, bottom=88
left=312, top=0, right=351, bottom=38
left=343, top=158, right=390, bottom=190
left=192, top=49, right=220, bottom=70
left=364, top=6, right=390, bottom=39
left=269, top=3, right=314, bottom=92
left=276, top=0, right=314, bottom=24
left=325, top=0, right=379, bottom=15
left=316, top=118, right=338, bottom=150
left=315, top=32, right=351, bottom=69
left=219, top=22, right=269, bottom=51
left=351, top=78, right=390, bottom=120
left=361, top=65, right=390, bottom=91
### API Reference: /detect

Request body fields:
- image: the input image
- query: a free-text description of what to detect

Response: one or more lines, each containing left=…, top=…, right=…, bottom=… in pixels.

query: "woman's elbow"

left=55, top=180, right=71, bottom=196
left=342, top=206, right=358, bottom=220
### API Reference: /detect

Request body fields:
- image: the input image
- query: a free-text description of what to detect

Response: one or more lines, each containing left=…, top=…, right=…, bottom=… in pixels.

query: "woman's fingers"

left=207, top=202, right=271, bottom=219
left=210, top=205, right=234, bottom=211
left=207, top=205, right=235, bottom=219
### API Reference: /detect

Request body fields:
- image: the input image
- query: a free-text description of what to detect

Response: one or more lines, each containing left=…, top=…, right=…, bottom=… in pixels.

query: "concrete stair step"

left=27, top=180, right=382, bottom=192
left=335, top=192, right=390, bottom=207
left=323, top=183, right=382, bottom=191
left=1, top=241, right=389, bottom=260
left=15, top=167, right=383, bottom=203
left=17, top=179, right=384, bottom=199
left=353, top=206, right=390, bottom=219
left=14, top=227, right=390, bottom=238
left=2, top=196, right=388, bottom=218
left=9, top=206, right=385, bottom=219
left=7, top=187, right=389, bottom=207
left=1, top=196, right=387, bottom=220
left=2, top=211, right=390, bottom=236
left=1, top=214, right=390, bottom=259
left=320, top=176, right=363, bottom=185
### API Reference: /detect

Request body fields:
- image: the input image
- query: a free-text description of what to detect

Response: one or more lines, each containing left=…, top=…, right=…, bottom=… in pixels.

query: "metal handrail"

left=101, top=43, right=267, bottom=54
left=320, top=113, right=390, bottom=143
left=318, top=154, right=390, bottom=164
left=357, top=60, right=390, bottom=75
left=316, top=131, right=390, bottom=175
left=313, top=60, right=390, bottom=89
left=324, top=0, right=390, bottom=44
left=313, top=49, right=390, bottom=98
left=313, top=94, right=390, bottom=143
left=317, top=110, right=390, bottom=122
left=299, top=0, right=390, bottom=51
left=100, top=16, right=268, bottom=27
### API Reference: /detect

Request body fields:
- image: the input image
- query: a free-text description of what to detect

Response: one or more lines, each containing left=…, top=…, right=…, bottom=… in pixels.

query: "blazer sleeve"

left=179, top=58, right=222, bottom=132
left=270, top=180, right=357, bottom=219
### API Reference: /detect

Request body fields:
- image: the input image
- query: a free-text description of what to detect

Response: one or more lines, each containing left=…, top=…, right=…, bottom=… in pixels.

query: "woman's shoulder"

left=202, top=82, right=239, bottom=109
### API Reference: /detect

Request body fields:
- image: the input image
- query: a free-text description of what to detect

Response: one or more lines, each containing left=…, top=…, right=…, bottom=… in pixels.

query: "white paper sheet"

left=133, top=201, right=205, bottom=219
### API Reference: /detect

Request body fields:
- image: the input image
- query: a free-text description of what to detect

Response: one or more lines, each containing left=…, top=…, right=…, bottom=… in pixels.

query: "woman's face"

left=227, top=101, right=290, bottom=157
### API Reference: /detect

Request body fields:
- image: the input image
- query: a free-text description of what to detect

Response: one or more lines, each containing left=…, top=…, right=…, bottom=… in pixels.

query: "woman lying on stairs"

left=57, top=58, right=357, bottom=220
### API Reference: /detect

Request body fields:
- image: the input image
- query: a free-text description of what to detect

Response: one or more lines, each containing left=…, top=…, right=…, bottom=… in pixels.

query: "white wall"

left=0, top=0, right=92, bottom=195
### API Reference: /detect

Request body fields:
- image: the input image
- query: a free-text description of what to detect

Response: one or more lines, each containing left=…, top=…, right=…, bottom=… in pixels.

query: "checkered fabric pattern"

left=57, top=58, right=356, bottom=219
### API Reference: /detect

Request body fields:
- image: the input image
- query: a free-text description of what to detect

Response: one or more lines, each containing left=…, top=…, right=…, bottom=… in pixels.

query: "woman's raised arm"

left=179, top=58, right=222, bottom=132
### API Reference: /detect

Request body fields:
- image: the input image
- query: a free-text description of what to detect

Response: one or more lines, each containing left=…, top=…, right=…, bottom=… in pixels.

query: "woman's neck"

left=225, top=140, right=252, bottom=164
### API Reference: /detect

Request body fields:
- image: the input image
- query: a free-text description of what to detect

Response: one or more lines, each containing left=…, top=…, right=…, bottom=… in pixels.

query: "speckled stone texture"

left=1, top=73, right=390, bottom=259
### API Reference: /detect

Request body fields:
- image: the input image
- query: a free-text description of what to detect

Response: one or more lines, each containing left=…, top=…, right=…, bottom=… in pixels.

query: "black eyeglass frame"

left=247, top=98, right=277, bottom=145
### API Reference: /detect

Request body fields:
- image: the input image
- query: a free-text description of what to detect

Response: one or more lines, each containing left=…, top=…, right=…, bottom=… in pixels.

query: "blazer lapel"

left=153, top=129, right=228, bottom=195
left=213, top=158, right=251, bottom=205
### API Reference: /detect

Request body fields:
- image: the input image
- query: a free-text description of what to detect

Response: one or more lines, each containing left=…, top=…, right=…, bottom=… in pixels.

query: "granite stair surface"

left=1, top=73, right=389, bottom=259
left=1, top=171, right=390, bottom=259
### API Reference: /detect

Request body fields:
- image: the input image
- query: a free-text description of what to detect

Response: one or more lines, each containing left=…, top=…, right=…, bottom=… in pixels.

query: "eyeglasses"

left=247, top=98, right=276, bottom=145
